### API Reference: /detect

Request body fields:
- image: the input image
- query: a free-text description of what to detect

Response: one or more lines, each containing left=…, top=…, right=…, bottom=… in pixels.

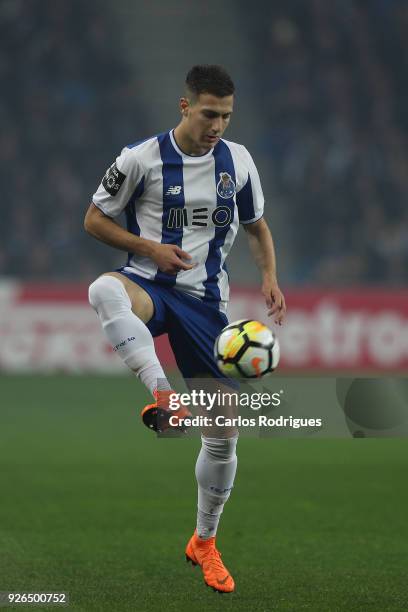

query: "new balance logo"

left=165, top=185, right=182, bottom=196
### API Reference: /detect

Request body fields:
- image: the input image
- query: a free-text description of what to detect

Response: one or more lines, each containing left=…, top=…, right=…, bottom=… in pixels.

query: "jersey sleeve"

left=92, top=147, right=144, bottom=218
left=236, top=147, right=265, bottom=225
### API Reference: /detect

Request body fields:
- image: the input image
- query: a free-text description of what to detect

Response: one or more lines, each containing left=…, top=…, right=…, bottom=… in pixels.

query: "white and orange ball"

left=214, top=320, right=280, bottom=378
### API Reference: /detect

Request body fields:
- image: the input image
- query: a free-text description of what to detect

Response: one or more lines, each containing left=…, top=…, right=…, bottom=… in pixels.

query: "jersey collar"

left=169, top=130, right=215, bottom=161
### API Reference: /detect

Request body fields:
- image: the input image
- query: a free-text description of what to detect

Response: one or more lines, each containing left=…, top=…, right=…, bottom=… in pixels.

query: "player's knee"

left=88, top=275, right=131, bottom=314
left=201, top=435, right=238, bottom=462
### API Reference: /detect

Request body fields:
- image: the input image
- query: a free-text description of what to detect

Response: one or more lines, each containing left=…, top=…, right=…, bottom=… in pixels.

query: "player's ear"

left=180, top=97, right=190, bottom=117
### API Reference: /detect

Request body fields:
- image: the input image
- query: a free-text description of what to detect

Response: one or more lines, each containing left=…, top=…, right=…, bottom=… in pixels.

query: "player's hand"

left=150, top=244, right=194, bottom=274
left=262, top=277, right=286, bottom=325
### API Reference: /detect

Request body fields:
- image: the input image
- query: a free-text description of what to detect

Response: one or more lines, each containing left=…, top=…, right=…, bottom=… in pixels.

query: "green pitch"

left=0, top=375, right=407, bottom=612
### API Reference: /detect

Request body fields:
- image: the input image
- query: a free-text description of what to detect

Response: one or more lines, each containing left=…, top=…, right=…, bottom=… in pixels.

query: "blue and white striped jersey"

left=92, top=130, right=264, bottom=313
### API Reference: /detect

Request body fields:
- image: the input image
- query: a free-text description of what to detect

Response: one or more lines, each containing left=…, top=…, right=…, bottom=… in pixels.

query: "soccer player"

left=85, top=65, right=286, bottom=593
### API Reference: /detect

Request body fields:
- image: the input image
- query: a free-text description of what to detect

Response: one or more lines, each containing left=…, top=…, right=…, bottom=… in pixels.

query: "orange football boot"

left=141, top=389, right=192, bottom=433
left=185, top=530, right=235, bottom=593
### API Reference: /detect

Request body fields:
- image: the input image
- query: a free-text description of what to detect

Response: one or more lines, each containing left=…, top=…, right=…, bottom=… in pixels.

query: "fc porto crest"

left=217, top=172, right=236, bottom=199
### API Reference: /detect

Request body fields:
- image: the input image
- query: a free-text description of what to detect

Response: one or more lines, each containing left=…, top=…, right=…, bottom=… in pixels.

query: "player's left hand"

left=262, top=278, right=286, bottom=325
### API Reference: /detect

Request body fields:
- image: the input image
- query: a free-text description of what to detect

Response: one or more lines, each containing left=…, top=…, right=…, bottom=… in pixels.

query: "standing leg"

left=195, top=434, right=238, bottom=540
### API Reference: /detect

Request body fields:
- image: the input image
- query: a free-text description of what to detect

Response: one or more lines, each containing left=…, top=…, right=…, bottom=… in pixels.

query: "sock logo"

left=210, top=485, right=233, bottom=494
left=113, top=336, right=136, bottom=351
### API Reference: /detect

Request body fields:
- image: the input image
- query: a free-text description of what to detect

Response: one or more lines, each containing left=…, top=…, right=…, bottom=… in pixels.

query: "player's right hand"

left=150, top=244, right=194, bottom=274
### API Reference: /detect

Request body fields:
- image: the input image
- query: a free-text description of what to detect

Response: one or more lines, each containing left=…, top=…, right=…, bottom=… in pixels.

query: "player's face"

left=182, top=93, right=234, bottom=152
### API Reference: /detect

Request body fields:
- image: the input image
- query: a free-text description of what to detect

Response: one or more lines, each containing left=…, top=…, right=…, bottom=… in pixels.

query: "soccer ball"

left=214, top=319, right=280, bottom=378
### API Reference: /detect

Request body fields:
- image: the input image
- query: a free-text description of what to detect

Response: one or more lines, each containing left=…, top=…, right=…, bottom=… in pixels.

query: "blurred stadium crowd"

left=0, top=0, right=144, bottom=279
left=245, top=0, right=408, bottom=285
left=1, top=0, right=407, bottom=285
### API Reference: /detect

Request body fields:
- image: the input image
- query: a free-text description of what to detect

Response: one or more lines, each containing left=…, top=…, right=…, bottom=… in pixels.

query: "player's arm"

left=84, top=203, right=193, bottom=274
left=243, top=217, right=286, bottom=325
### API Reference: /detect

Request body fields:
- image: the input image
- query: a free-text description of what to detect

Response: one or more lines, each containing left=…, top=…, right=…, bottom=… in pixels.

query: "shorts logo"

left=102, top=162, right=126, bottom=196
left=216, top=172, right=235, bottom=199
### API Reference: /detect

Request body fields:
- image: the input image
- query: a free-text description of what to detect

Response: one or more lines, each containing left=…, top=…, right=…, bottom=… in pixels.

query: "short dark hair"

left=185, top=65, right=235, bottom=98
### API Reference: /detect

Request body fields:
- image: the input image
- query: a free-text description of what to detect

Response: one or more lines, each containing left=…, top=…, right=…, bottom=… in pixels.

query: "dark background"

left=2, top=0, right=407, bottom=287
